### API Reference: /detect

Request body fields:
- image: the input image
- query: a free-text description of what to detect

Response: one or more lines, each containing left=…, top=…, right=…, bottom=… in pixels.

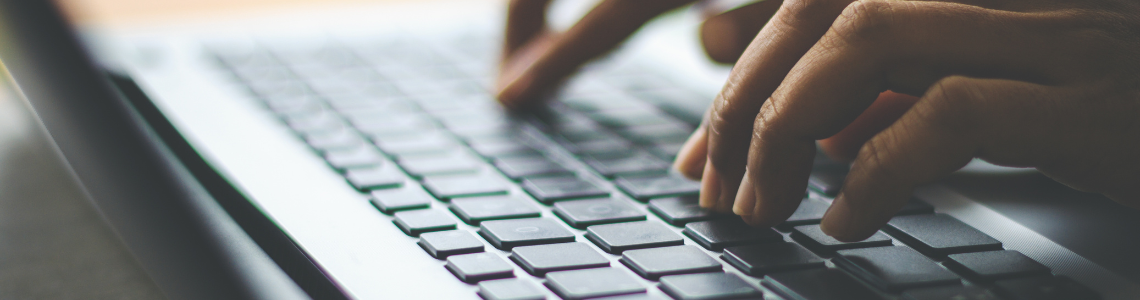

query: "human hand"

left=673, top=0, right=1140, bottom=241
left=495, top=0, right=784, bottom=109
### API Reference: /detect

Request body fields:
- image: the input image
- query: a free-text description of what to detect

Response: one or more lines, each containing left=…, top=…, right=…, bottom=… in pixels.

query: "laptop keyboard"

left=209, top=33, right=1101, bottom=300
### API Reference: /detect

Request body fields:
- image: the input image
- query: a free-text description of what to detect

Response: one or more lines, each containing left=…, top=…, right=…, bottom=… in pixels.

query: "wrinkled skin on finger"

left=673, top=0, right=1140, bottom=241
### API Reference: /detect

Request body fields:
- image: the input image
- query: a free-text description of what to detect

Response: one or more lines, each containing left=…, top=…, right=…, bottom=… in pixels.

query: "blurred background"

left=0, top=1, right=438, bottom=299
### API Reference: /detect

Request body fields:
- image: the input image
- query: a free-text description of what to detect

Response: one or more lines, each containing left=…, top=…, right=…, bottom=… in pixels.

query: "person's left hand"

left=496, top=0, right=784, bottom=109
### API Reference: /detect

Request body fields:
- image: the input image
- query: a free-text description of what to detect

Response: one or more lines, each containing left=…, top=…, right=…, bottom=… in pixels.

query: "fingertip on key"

left=698, top=163, right=721, bottom=209
left=672, top=128, right=708, bottom=180
left=819, top=197, right=873, bottom=242
left=731, top=173, right=756, bottom=217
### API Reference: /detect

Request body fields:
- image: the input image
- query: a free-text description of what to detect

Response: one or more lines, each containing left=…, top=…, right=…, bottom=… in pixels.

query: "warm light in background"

left=56, top=0, right=405, bottom=24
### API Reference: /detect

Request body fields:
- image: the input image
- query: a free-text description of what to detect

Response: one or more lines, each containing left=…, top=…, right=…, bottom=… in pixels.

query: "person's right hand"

left=671, top=0, right=1140, bottom=243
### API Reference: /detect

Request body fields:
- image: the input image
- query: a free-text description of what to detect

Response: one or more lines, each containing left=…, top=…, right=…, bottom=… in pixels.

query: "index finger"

left=504, top=0, right=552, bottom=58
left=497, top=0, right=695, bottom=109
left=739, top=1, right=1064, bottom=227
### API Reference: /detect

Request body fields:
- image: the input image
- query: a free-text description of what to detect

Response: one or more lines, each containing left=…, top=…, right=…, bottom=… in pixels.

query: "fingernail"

left=732, top=171, right=755, bottom=217
left=699, top=162, right=721, bottom=209
left=715, top=174, right=740, bottom=213
left=673, top=127, right=707, bottom=180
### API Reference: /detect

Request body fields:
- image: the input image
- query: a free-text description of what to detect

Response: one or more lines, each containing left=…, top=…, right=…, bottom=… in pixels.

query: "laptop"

left=2, top=0, right=1138, bottom=299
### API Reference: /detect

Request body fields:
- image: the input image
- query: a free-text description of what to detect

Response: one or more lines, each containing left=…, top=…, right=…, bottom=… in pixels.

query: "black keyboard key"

left=374, top=132, right=459, bottom=157
left=614, top=174, right=700, bottom=201
left=369, top=186, right=432, bottom=214
left=449, top=195, right=542, bottom=225
left=901, top=285, right=1001, bottom=300
left=418, top=230, right=485, bottom=258
left=477, top=279, right=545, bottom=300
left=617, top=123, right=692, bottom=144
left=585, top=221, right=684, bottom=254
left=509, top=242, right=610, bottom=276
left=648, top=196, right=729, bottom=226
left=834, top=246, right=961, bottom=292
left=592, top=295, right=666, bottom=300
left=304, top=129, right=367, bottom=152
left=897, top=197, right=935, bottom=215
left=647, top=142, right=685, bottom=160
left=422, top=173, right=509, bottom=200
left=619, top=245, right=721, bottom=280
left=286, top=113, right=346, bottom=135
left=397, top=153, right=482, bottom=178
left=494, top=157, right=573, bottom=180
left=553, top=198, right=646, bottom=228
left=479, top=218, right=576, bottom=250
left=659, top=273, right=761, bottom=300
left=807, top=166, right=846, bottom=197
left=683, top=219, right=783, bottom=251
left=763, top=268, right=884, bottom=300
left=445, top=253, right=514, bottom=283
left=590, top=110, right=674, bottom=128
left=344, top=165, right=405, bottom=191
left=993, top=276, right=1100, bottom=300
left=558, top=130, right=619, bottom=144
left=791, top=224, right=893, bottom=254
left=945, top=250, right=1051, bottom=281
left=522, top=177, right=609, bottom=204
left=545, top=268, right=646, bottom=300
left=885, top=214, right=1002, bottom=258
left=355, top=117, right=439, bottom=138
left=777, top=198, right=831, bottom=229
left=393, top=209, right=457, bottom=236
left=565, top=139, right=634, bottom=158
left=323, top=146, right=385, bottom=170
left=721, top=243, right=826, bottom=276
left=470, top=140, right=540, bottom=159
left=583, top=152, right=669, bottom=178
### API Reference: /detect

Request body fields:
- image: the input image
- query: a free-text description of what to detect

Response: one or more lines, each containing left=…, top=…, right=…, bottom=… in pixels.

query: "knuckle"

left=831, top=1, right=897, bottom=45
left=709, top=84, right=761, bottom=141
left=780, top=0, right=850, bottom=26
left=753, top=100, right=783, bottom=141
left=857, top=132, right=905, bottom=183
left=922, top=76, right=982, bottom=132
